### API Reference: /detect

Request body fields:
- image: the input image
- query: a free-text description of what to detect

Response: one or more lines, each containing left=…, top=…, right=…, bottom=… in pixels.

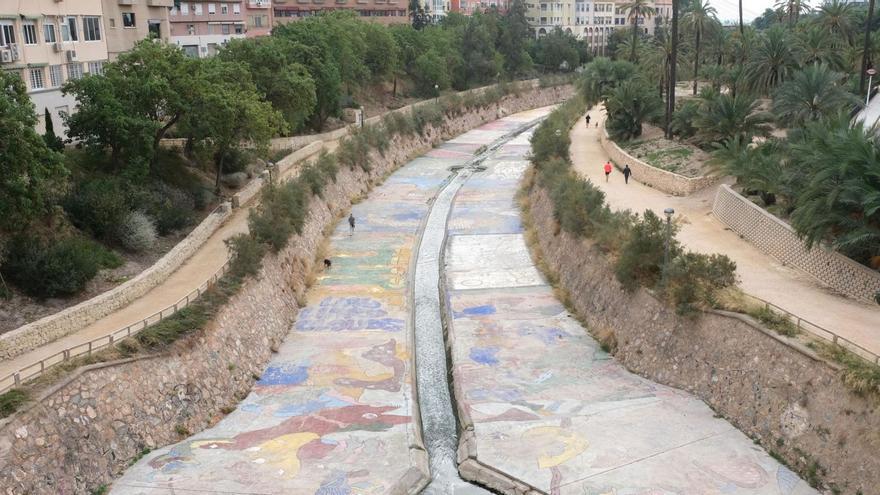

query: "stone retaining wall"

left=0, top=85, right=573, bottom=494
left=713, top=184, right=880, bottom=303
left=598, top=123, right=718, bottom=196
left=526, top=181, right=879, bottom=494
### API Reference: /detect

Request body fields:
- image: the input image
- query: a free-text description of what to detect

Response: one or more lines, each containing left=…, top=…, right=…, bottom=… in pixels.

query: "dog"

left=323, top=259, right=332, bottom=271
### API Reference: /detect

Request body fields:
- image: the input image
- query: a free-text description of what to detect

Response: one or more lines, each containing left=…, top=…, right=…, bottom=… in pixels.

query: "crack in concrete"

left=412, top=118, right=545, bottom=495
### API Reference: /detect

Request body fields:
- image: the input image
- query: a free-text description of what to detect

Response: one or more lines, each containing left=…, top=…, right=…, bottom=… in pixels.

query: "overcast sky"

left=709, top=0, right=779, bottom=24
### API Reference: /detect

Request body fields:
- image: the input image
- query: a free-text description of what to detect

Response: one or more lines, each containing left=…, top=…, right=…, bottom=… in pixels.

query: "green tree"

left=413, top=50, right=451, bottom=95
left=498, top=0, right=533, bottom=76
left=789, top=116, right=880, bottom=263
left=220, top=37, right=317, bottom=134
left=0, top=71, right=67, bottom=231
left=795, top=25, right=846, bottom=69
left=694, top=92, right=773, bottom=146
left=605, top=79, right=663, bottom=140
left=530, top=27, right=581, bottom=72
left=578, top=57, right=637, bottom=104
left=455, top=13, right=503, bottom=87
left=409, top=0, right=431, bottom=30
left=684, top=0, right=718, bottom=95
left=181, top=60, right=284, bottom=193
left=745, top=26, right=798, bottom=94
left=711, top=137, right=789, bottom=206
left=772, top=64, right=860, bottom=126
left=42, top=108, right=64, bottom=152
left=63, top=40, right=195, bottom=174
left=816, top=0, right=856, bottom=44
left=620, top=0, right=656, bottom=62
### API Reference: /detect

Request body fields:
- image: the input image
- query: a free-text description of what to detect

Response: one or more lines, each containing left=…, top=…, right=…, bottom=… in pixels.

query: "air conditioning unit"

left=66, top=50, right=78, bottom=62
left=0, top=50, right=11, bottom=63
left=8, top=43, right=20, bottom=60
left=53, top=42, right=63, bottom=53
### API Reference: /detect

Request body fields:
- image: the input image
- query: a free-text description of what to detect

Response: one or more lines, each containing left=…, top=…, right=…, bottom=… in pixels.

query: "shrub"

left=615, top=210, right=681, bottom=291
left=747, top=305, right=799, bottom=336
left=337, top=133, right=371, bottom=172
left=119, top=211, right=158, bottom=252
left=670, top=100, right=700, bottom=139
left=665, top=252, right=737, bottom=314
left=226, top=234, right=265, bottom=279
left=214, top=147, right=252, bottom=175
left=147, top=184, right=194, bottom=235
left=221, top=172, right=249, bottom=189
left=2, top=234, right=122, bottom=298
left=381, top=112, right=415, bottom=137
left=0, top=389, right=28, bottom=418
left=412, top=103, right=444, bottom=135
left=248, top=181, right=309, bottom=252
left=315, top=151, right=339, bottom=183
left=64, top=178, right=131, bottom=240
left=300, top=163, right=327, bottom=197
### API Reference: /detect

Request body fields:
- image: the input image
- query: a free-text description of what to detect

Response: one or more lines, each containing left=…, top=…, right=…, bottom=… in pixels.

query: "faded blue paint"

left=469, top=346, right=500, bottom=365
left=454, top=305, right=496, bottom=318
left=257, top=365, right=309, bottom=386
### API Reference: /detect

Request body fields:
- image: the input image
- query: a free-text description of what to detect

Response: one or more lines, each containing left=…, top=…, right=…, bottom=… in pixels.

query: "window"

left=233, top=3, right=241, bottom=13
left=208, top=3, right=216, bottom=13
left=29, top=68, right=44, bottom=90
left=67, top=62, right=83, bottom=79
left=148, top=20, right=161, bottom=38
left=195, top=4, right=203, bottom=14
left=221, top=4, right=228, bottom=13
left=22, top=23, right=37, bottom=45
left=122, top=13, right=136, bottom=27
left=0, top=22, right=15, bottom=46
left=254, top=15, right=264, bottom=27
left=181, top=3, right=189, bottom=13
left=234, top=24, right=243, bottom=34
left=48, top=65, right=64, bottom=87
left=62, top=16, right=79, bottom=41
left=88, top=61, right=103, bottom=75
left=221, top=23, right=230, bottom=34
left=187, top=24, right=195, bottom=34
left=43, top=23, right=57, bottom=43
left=83, top=17, right=101, bottom=41
left=109, top=18, right=116, bottom=27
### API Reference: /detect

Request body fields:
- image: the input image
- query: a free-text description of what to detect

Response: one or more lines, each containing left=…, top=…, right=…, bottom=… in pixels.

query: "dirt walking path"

left=571, top=108, right=880, bottom=356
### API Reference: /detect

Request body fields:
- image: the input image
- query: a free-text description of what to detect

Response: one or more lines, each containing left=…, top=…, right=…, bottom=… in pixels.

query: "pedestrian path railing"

left=737, top=292, right=880, bottom=365
left=0, top=258, right=232, bottom=395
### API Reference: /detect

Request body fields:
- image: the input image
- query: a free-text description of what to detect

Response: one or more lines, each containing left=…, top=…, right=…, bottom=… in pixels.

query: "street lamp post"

left=867, top=68, right=876, bottom=106
left=434, top=84, right=440, bottom=104
left=663, top=207, right=675, bottom=285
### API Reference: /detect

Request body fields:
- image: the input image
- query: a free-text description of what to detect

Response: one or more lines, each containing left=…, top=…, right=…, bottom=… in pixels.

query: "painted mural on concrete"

left=112, top=144, right=480, bottom=494
left=444, top=117, right=818, bottom=495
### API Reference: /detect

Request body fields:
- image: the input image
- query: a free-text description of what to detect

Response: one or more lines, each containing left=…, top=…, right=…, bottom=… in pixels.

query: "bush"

left=670, top=100, right=700, bottom=139
left=214, top=147, right=252, bottom=175
left=315, top=151, right=339, bottom=183
left=146, top=184, right=194, bottom=235
left=119, top=211, right=158, bottom=252
left=64, top=178, right=131, bottom=240
left=249, top=181, right=309, bottom=252
left=665, top=252, right=737, bottom=314
left=2, top=234, right=122, bottom=298
left=337, top=133, right=372, bottom=172
left=0, top=389, right=28, bottom=418
left=381, top=112, right=415, bottom=137
left=615, top=210, right=681, bottom=291
left=412, top=103, right=444, bottom=135
left=221, top=172, right=249, bottom=189
left=226, top=234, right=265, bottom=279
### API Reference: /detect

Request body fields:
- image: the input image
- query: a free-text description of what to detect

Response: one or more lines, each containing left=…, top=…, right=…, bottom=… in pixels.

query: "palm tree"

left=684, top=0, right=718, bottom=95
left=605, top=79, right=664, bottom=140
left=745, top=26, right=798, bottom=94
left=860, top=0, right=876, bottom=95
left=789, top=115, right=880, bottom=263
left=815, top=0, right=855, bottom=44
left=795, top=26, right=845, bottom=69
left=665, top=0, right=680, bottom=139
left=694, top=92, right=773, bottom=146
left=621, top=0, right=656, bottom=62
left=774, top=0, right=812, bottom=27
left=710, top=137, right=788, bottom=206
left=739, top=0, right=744, bottom=36
left=772, top=64, right=860, bottom=126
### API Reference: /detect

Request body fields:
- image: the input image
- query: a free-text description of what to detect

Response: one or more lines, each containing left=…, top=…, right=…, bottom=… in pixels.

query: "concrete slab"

left=445, top=131, right=819, bottom=495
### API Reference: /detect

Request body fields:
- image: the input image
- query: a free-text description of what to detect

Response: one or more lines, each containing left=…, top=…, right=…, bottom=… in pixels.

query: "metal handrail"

left=0, top=258, right=232, bottom=395
left=736, top=292, right=880, bottom=365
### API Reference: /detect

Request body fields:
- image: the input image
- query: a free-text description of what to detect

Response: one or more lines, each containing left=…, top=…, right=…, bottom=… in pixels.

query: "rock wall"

left=599, top=122, right=718, bottom=196
left=713, top=184, right=880, bottom=303
left=0, top=84, right=573, bottom=495
left=526, top=182, right=880, bottom=495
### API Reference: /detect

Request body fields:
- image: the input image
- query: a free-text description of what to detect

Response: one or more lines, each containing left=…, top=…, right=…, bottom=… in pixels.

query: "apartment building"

left=0, top=0, right=109, bottom=136
left=101, top=0, right=172, bottom=59
left=527, top=0, right=669, bottom=55
left=272, top=0, right=408, bottom=25
left=450, top=0, right=509, bottom=15
left=168, top=1, right=248, bottom=57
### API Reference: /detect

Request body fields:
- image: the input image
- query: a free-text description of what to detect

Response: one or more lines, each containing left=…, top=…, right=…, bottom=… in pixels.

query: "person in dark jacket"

left=623, top=164, right=632, bottom=184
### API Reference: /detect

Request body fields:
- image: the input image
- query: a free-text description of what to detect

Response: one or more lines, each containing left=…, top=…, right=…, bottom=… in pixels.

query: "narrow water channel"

left=411, top=119, right=544, bottom=494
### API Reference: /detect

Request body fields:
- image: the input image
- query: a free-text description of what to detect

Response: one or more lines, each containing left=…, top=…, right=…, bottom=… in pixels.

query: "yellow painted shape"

left=256, top=432, right=320, bottom=477
left=523, top=426, right=588, bottom=469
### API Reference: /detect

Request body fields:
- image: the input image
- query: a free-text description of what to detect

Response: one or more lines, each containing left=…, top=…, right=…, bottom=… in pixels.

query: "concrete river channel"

left=112, top=107, right=817, bottom=495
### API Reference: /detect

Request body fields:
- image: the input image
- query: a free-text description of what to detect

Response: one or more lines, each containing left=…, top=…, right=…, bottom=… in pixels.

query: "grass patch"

left=0, top=389, right=29, bottom=418
left=809, top=341, right=880, bottom=397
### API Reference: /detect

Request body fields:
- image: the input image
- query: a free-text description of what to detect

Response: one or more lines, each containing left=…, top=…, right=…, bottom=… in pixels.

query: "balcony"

left=147, top=0, right=174, bottom=6
left=248, top=0, right=271, bottom=8
left=118, top=0, right=135, bottom=4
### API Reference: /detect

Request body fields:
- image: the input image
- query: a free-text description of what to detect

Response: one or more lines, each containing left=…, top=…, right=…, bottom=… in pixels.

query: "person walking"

left=623, top=164, right=632, bottom=184
left=603, top=161, right=612, bottom=182
left=348, top=213, right=356, bottom=235
left=585, top=114, right=591, bottom=126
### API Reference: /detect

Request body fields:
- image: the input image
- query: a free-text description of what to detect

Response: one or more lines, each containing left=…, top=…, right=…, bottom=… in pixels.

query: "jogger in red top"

left=603, top=161, right=612, bottom=182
